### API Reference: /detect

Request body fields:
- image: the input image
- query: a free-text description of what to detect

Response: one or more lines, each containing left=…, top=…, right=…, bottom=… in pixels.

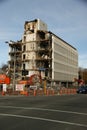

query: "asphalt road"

left=0, top=94, right=87, bottom=130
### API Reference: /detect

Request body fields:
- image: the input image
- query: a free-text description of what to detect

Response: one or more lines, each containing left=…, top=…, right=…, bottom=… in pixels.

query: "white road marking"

left=0, top=105, right=87, bottom=116
left=0, top=113, right=87, bottom=128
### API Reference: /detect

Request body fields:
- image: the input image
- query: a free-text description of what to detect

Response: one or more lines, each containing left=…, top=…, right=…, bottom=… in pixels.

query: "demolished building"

left=8, top=19, right=78, bottom=86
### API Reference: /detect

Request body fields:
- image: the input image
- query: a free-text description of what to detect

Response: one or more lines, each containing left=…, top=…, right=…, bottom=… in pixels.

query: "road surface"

left=0, top=94, right=87, bottom=130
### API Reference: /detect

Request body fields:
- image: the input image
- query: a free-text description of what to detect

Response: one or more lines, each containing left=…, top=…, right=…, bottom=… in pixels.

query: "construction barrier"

left=59, top=88, right=77, bottom=95
left=20, top=91, right=29, bottom=96
left=46, top=89, right=55, bottom=96
left=0, top=88, right=77, bottom=96
left=33, top=89, right=36, bottom=96
left=37, top=89, right=44, bottom=95
left=1, top=91, right=5, bottom=96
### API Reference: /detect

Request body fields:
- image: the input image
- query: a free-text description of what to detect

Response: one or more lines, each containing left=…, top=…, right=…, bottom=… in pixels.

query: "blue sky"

left=0, top=0, right=87, bottom=68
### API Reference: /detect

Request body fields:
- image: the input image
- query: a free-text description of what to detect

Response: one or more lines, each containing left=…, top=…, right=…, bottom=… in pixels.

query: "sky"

left=0, top=0, right=87, bottom=68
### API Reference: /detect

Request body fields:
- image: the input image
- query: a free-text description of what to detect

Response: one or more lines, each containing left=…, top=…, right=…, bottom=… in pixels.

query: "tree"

left=0, top=63, right=8, bottom=74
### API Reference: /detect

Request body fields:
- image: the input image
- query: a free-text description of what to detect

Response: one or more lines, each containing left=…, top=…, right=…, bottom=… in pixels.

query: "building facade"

left=51, top=33, right=78, bottom=83
left=8, top=19, right=78, bottom=86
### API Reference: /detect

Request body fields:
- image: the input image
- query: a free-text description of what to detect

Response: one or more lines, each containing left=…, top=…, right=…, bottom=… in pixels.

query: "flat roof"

left=24, top=19, right=77, bottom=51
left=49, top=31, right=77, bottom=51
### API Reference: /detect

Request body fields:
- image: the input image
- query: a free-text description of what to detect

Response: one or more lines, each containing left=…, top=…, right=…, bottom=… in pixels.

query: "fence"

left=0, top=88, right=77, bottom=96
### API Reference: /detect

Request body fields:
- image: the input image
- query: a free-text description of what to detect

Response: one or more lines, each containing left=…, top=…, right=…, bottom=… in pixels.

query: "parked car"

left=77, top=86, right=87, bottom=94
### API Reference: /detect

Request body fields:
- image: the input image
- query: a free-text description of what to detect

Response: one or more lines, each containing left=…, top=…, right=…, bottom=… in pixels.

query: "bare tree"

left=0, top=63, right=8, bottom=74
